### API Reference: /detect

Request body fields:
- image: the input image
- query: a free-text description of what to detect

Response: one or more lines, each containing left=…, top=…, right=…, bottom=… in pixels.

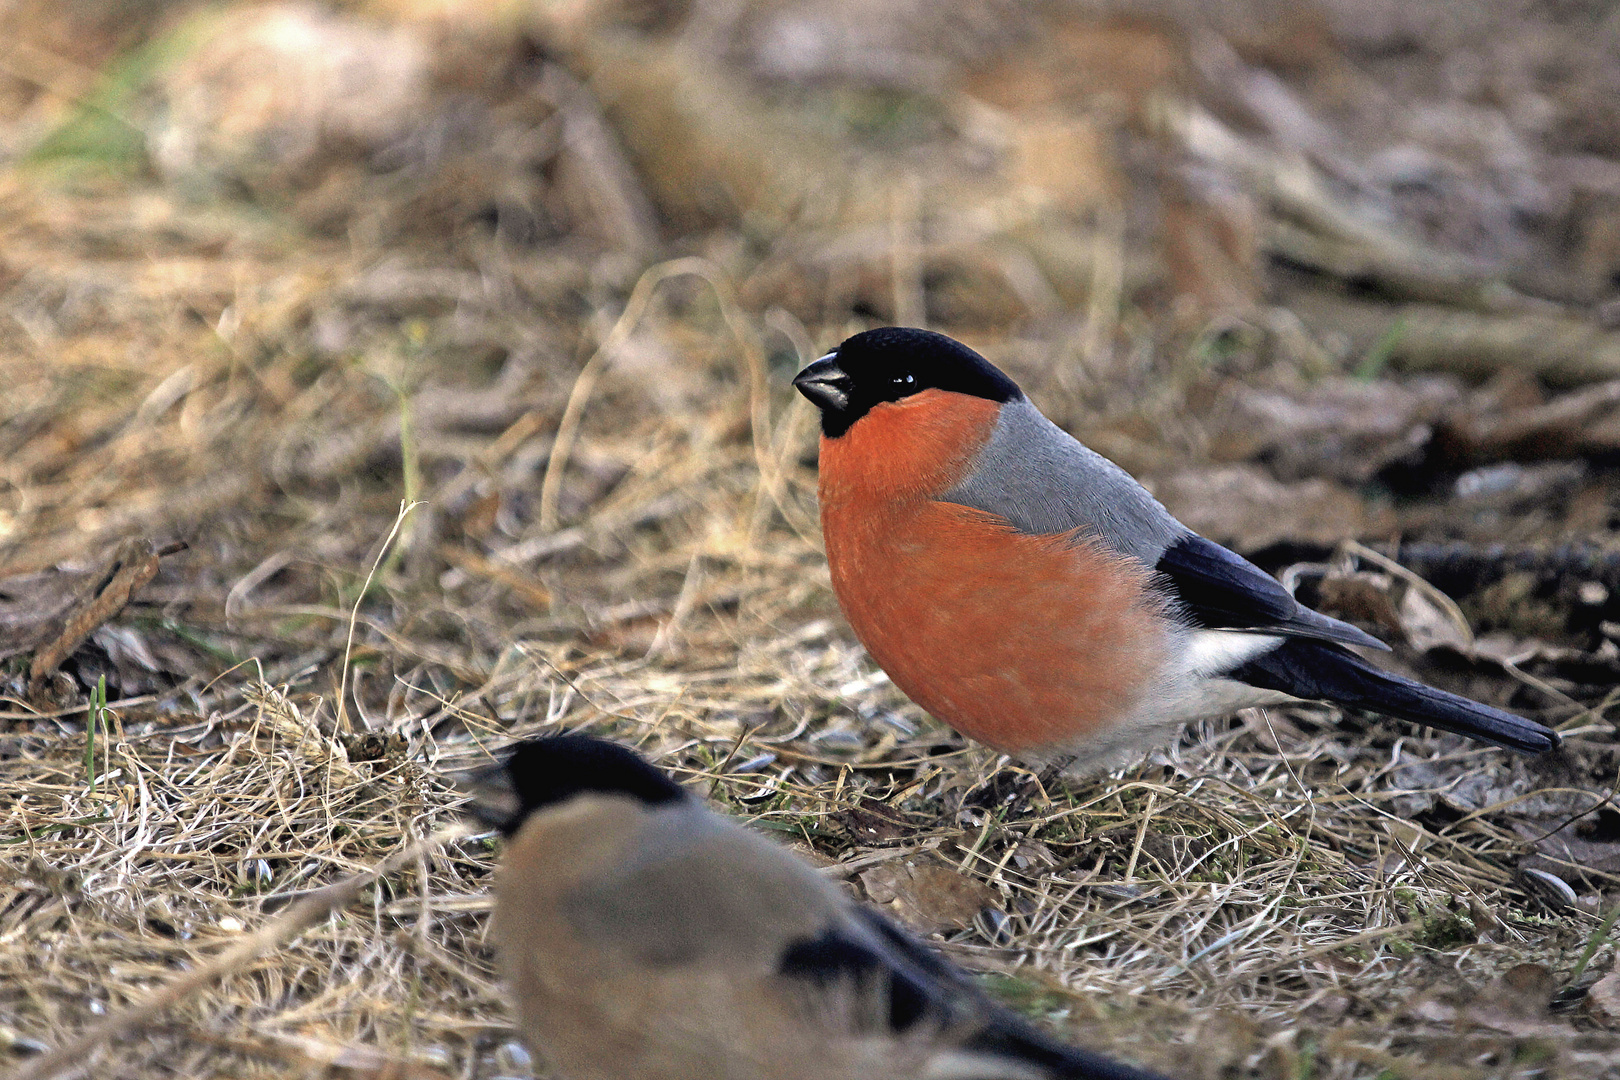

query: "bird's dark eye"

left=893, top=372, right=915, bottom=387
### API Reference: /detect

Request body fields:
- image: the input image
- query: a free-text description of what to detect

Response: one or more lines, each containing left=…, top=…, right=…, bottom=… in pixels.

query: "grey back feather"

left=939, top=399, right=1184, bottom=564
left=563, top=803, right=856, bottom=970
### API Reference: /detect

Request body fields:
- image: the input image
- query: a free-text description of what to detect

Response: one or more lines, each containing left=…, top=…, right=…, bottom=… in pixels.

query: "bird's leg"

left=960, top=754, right=1076, bottom=817
left=1035, top=754, right=1078, bottom=793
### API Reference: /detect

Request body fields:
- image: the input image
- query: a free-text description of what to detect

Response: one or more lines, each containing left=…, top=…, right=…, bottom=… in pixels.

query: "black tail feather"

left=1231, top=638, right=1560, bottom=754
left=966, top=1022, right=1174, bottom=1080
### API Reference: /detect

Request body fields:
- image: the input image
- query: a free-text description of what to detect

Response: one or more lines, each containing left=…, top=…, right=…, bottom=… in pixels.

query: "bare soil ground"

left=3, top=1, right=1620, bottom=1077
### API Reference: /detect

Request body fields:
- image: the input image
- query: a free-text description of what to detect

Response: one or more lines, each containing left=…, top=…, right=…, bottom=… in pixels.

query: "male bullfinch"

left=792, top=327, right=1559, bottom=769
left=462, top=734, right=1175, bottom=1080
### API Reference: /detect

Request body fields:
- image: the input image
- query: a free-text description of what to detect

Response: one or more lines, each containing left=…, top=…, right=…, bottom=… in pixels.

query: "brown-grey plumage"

left=463, top=735, right=1176, bottom=1080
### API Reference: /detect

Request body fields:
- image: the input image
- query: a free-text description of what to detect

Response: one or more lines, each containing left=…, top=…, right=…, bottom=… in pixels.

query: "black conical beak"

left=792, top=353, right=852, bottom=413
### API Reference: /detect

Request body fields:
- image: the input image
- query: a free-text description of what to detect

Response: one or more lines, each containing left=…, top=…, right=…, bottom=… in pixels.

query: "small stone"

left=1588, top=972, right=1620, bottom=1020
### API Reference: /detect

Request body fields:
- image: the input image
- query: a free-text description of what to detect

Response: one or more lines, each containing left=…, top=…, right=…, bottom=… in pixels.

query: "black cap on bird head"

left=792, top=327, right=1021, bottom=438
left=460, top=734, right=688, bottom=836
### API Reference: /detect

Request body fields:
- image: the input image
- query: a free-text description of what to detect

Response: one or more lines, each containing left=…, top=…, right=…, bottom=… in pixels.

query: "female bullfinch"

left=793, top=327, right=1559, bottom=769
left=463, top=734, right=1176, bottom=1080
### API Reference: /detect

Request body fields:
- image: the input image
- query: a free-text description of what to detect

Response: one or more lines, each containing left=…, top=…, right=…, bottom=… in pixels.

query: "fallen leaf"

left=1461, top=963, right=1562, bottom=1035
left=1588, top=972, right=1620, bottom=1021
left=1516, top=815, right=1620, bottom=887
left=859, top=855, right=997, bottom=933
left=1399, top=585, right=1473, bottom=652
left=1209, top=377, right=1461, bottom=483
left=1314, top=572, right=1405, bottom=639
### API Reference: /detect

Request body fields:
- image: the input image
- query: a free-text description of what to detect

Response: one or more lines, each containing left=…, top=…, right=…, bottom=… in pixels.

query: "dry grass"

left=2, top=4, right=1620, bottom=1078
left=1, top=173, right=1615, bottom=1076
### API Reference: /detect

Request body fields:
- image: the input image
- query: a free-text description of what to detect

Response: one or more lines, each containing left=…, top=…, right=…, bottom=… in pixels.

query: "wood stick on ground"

left=1387, top=306, right=1620, bottom=387
left=28, top=538, right=180, bottom=696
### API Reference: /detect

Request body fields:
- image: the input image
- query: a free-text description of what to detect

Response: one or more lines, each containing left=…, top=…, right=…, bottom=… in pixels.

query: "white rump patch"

left=1184, top=629, right=1284, bottom=676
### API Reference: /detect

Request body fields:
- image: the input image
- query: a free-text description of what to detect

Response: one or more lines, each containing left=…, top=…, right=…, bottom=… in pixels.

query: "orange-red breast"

left=793, top=327, right=1559, bottom=768
left=463, top=734, right=1175, bottom=1080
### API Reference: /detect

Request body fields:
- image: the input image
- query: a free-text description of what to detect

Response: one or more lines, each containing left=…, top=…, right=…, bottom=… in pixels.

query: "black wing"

left=1155, top=534, right=1387, bottom=651
left=779, top=907, right=1175, bottom=1080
